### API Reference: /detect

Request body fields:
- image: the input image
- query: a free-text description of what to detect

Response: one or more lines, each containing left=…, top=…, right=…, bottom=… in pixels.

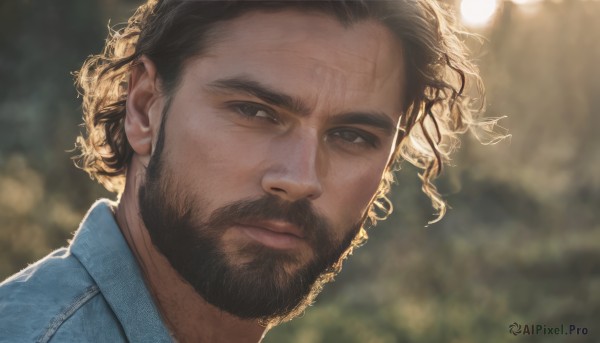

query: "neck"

left=113, top=158, right=267, bottom=343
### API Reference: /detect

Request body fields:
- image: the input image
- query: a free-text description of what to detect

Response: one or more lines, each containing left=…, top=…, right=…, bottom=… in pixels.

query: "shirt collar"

left=70, top=199, right=173, bottom=342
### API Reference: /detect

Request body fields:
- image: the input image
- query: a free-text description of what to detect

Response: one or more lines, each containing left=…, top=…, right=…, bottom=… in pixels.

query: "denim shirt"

left=0, top=199, right=173, bottom=342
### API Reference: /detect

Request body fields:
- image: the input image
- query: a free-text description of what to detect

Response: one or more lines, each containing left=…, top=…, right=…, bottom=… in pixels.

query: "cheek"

left=323, top=159, right=388, bottom=228
left=163, top=106, right=271, bottom=207
left=348, top=168, right=386, bottom=209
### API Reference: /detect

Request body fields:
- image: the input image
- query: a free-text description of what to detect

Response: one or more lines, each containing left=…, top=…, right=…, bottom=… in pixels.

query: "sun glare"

left=511, top=0, right=543, bottom=4
left=460, top=0, right=499, bottom=27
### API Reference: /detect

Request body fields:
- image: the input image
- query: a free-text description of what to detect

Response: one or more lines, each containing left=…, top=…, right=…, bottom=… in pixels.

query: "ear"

left=125, top=56, right=163, bottom=166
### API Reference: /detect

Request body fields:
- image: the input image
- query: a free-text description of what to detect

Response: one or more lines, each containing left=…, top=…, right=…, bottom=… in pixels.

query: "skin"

left=114, top=9, right=405, bottom=343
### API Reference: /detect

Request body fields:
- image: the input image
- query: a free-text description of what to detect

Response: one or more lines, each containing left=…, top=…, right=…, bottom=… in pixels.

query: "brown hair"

left=74, top=0, right=504, bottom=224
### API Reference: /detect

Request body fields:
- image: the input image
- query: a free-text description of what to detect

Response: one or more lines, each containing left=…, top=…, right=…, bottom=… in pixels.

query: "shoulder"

left=0, top=248, right=126, bottom=343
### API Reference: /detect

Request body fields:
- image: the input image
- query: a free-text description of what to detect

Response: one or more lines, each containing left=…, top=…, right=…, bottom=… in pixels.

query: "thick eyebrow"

left=205, top=76, right=312, bottom=116
left=329, top=111, right=396, bottom=136
left=206, top=75, right=397, bottom=136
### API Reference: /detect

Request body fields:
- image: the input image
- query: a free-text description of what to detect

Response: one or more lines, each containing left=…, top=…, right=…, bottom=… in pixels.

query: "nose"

left=261, top=131, right=324, bottom=202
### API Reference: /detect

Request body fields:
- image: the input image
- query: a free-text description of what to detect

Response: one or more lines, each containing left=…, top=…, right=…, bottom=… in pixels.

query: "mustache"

left=204, top=194, right=331, bottom=243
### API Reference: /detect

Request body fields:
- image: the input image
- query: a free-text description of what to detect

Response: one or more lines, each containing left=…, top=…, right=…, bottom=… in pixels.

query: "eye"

left=230, top=102, right=279, bottom=123
left=328, top=128, right=379, bottom=148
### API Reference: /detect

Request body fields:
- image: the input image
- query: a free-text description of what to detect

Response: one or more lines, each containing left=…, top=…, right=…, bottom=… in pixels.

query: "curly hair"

left=74, top=0, right=504, bottom=225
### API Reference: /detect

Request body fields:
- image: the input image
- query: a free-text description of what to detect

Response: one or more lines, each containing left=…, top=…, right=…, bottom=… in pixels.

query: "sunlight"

left=512, top=0, right=544, bottom=16
left=460, top=0, right=499, bottom=27
left=512, top=0, right=544, bottom=4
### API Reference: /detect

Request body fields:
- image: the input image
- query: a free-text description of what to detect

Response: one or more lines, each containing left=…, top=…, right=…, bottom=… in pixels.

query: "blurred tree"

left=0, top=0, right=137, bottom=277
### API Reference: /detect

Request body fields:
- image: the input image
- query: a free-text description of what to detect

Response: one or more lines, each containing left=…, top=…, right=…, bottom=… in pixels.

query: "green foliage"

left=1, top=1, right=598, bottom=342
left=0, top=0, right=136, bottom=278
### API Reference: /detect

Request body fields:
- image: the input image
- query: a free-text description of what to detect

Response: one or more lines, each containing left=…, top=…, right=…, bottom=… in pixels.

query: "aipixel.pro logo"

left=509, top=322, right=589, bottom=336
left=509, top=322, right=522, bottom=335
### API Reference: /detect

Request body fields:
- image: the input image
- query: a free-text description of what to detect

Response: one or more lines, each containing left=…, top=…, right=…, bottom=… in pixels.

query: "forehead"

left=187, top=9, right=405, bottom=116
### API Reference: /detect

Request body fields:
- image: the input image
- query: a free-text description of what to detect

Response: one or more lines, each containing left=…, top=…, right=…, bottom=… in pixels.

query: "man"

left=0, top=0, right=488, bottom=342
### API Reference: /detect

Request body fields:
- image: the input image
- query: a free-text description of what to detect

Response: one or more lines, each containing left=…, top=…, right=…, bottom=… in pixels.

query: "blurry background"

left=0, top=0, right=598, bottom=342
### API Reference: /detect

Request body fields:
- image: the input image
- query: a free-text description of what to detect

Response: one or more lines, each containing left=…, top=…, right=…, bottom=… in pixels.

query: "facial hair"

left=138, top=113, right=364, bottom=323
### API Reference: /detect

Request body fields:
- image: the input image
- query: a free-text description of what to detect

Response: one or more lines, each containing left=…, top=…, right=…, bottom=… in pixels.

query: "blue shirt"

left=0, top=199, right=174, bottom=342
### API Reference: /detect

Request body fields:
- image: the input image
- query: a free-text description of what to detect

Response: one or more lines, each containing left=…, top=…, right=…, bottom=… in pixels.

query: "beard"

left=138, top=116, right=365, bottom=324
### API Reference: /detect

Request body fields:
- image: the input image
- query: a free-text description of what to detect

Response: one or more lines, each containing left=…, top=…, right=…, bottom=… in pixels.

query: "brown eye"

left=334, top=130, right=365, bottom=143
left=328, top=129, right=379, bottom=148
left=232, top=103, right=279, bottom=123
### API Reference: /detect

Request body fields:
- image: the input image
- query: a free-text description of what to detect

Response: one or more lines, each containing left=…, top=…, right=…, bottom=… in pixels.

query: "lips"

left=233, top=219, right=306, bottom=249
left=242, top=219, right=305, bottom=239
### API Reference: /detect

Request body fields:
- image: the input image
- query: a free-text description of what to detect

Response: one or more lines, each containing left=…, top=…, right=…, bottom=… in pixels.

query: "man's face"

left=139, top=10, right=404, bottom=322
